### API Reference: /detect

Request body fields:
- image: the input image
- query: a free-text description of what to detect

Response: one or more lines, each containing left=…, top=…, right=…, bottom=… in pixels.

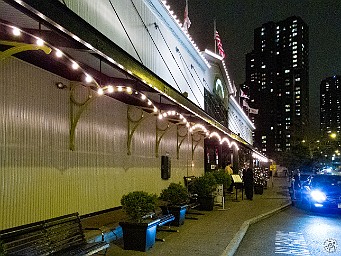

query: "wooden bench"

left=0, top=212, right=109, bottom=255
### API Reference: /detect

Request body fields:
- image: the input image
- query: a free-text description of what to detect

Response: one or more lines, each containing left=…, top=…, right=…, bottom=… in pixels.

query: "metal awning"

left=1, top=0, right=253, bottom=148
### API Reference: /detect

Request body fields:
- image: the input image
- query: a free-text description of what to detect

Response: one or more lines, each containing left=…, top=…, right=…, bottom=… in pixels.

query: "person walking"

left=243, top=164, right=254, bottom=200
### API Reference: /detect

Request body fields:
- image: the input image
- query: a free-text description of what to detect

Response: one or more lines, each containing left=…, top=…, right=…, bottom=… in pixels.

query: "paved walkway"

left=82, top=177, right=291, bottom=256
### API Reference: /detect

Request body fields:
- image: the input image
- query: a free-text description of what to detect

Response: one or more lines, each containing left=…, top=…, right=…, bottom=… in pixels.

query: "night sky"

left=165, top=0, right=341, bottom=131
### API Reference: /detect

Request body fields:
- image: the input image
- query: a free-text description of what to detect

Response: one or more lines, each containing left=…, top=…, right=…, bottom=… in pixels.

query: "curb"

left=220, top=202, right=292, bottom=256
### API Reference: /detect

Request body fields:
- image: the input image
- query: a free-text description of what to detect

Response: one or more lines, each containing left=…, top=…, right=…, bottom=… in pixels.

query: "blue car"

left=297, top=174, right=341, bottom=211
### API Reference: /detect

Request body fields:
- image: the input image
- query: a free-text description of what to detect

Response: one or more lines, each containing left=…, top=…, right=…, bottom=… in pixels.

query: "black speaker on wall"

left=161, top=155, right=171, bottom=180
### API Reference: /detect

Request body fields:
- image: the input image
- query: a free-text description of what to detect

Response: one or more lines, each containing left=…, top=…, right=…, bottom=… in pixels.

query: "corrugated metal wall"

left=0, top=57, right=204, bottom=229
left=64, top=0, right=206, bottom=108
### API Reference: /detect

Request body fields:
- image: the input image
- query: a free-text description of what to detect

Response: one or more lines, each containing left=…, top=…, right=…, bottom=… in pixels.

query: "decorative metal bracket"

left=155, top=118, right=172, bottom=158
left=176, top=125, right=188, bottom=159
left=127, top=106, right=153, bottom=155
left=69, top=82, right=97, bottom=151
left=0, top=40, right=51, bottom=61
left=191, top=132, right=203, bottom=160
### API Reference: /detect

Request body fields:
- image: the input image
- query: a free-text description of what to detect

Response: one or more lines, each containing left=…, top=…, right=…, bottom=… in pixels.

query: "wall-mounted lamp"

left=55, top=82, right=67, bottom=89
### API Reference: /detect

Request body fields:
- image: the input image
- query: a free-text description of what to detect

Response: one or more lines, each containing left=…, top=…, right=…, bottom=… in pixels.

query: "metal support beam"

left=191, top=133, right=203, bottom=160
left=0, top=40, right=51, bottom=61
left=127, top=106, right=152, bottom=155
left=69, top=82, right=96, bottom=151
left=155, top=119, right=172, bottom=158
left=177, top=125, right=188, bottom=159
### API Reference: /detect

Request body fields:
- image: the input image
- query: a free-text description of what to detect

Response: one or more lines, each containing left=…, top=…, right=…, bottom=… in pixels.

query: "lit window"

left=295, top=77, right=301, bottom=81
left=285, top=70, right=290, bottom=73
left=293, top=46, right=297, bottom=49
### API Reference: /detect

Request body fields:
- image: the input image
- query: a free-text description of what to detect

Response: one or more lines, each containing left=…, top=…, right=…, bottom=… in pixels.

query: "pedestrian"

left=225, top=162, right=234, bottom=194
left=243, top=163, right=254, bottom=200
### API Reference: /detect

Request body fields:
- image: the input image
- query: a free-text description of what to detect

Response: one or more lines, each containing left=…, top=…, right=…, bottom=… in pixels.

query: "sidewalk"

left=81, top=177, right=291, bottom=256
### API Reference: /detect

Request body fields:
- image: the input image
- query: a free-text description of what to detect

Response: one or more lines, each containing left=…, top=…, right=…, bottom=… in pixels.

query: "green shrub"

left=121, top=191, right=158, bottom=222
left=213, top=169, right=232, bottom=188
left=160, top=183, right=189, bottom=206
left=190, top=172, right=217, bottom=197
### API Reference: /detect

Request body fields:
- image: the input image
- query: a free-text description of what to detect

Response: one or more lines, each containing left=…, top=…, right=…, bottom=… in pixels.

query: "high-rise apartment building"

left=320, top=75, right=341, bottom=135
left=245, top=16, right=309, bottom=159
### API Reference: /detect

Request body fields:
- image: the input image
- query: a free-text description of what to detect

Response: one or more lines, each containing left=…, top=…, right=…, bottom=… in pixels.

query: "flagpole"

left=214, top=19, right=216, bottom=54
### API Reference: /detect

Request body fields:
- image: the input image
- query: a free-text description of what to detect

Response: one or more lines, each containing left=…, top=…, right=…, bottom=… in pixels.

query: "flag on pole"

left=240, top=89, right=249, bottom=99
left=183, top=0, right=191, bottom=32
left=215, top=30, right=225, bottom=58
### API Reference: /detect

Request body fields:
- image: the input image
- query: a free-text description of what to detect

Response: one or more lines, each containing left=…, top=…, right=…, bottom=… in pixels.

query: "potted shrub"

left=189, top=172, right=217, bottom=211
left=159, top=182, right=189, bottom=226
left=213, top=169, right=232, bottom=189
left=119, top=191, right=159, bottom=252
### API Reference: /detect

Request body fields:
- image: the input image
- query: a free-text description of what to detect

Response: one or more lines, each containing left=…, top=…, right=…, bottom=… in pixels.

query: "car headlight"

left=310, top=190, right=326, bottom=203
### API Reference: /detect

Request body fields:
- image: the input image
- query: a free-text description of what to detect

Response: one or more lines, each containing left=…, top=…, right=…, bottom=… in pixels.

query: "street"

left=235, top=206, right=341, bottom=256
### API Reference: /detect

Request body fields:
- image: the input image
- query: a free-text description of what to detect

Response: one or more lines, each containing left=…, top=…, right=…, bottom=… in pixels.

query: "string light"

left=55, top=49, right=63, bottom=58
left=12, top=27, right=21, bottom=36
left=36, top=38, right=44, bottom=46
left=85, top=74, right=93, bottom=83
left=72, top=61, right=79, bottom=70
left=97, top=88, right=104, bottom=95
left=107, top=85, right=114, bottom=93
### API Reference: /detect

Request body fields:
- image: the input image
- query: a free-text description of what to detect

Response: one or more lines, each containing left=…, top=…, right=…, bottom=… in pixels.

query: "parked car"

left=297, top=174, right=341, bottom=211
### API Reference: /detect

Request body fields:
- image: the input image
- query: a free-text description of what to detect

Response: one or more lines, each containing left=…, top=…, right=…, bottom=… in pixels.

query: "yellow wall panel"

left=0, top=58, right=204, bottom=229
